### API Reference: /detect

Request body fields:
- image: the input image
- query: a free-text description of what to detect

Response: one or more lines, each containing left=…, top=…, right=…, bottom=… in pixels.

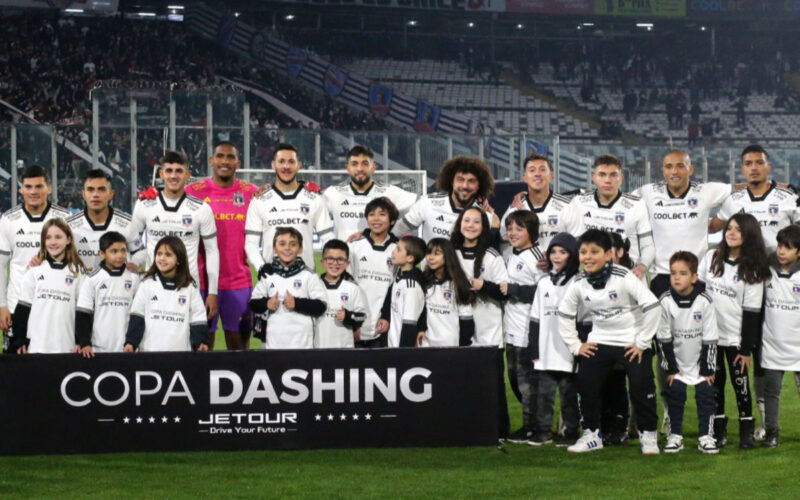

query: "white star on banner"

left=365, top=413, right=372, bottom=420
left=174, top=416, right=181, bottom=423
left=148, top=417, right=155, bottom=423
left=315, top=414, right=321, bottom=421
left=161, top=416, right=169, bottom=423
left=136, top=417, right=143, bottom=424
left=352, top=414, right=359, bottom=420
left=327, top=414, right=334, bottom=421
left=123, top=417, right=130, bottom=424
left=340, top=413, right=347, bottom=421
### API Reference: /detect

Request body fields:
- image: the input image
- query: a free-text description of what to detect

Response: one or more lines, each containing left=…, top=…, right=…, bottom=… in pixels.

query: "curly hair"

left=435, top=156, right=494, bottom=201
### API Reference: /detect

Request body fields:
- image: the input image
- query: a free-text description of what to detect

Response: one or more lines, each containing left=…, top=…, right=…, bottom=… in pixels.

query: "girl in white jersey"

left=450, top=206, right=510, bottom=440
left=12, top=219, right=86, bottom=354
left=419, top=238, right=475, bottom=347
left=699, top=213, right=770, bottom=449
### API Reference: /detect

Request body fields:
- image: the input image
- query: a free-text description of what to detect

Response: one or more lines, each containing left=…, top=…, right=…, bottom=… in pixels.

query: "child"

left=124, top=236, right=208, bottom=352
left=249, top=227, right=327, bottom=349
left=529, top=232, right=581, bottom=447
left=76, top=231, right=141, bottom=356
left=450, top=206, right=510, bottom=439
left=377, top=235, right=427, bottom=348
left=760, top=225, right=800, bottom=448
left=699, top=213, right=769, bottom=449
left=501, top=210, right=545, bottom=443
left=349, top=197, right=399, bottom=348
left=656, top=251, right=719, bottom=454
left=11, top=219, right=86, bottom=354
left=419, top=238, right=475, bottom=347
left=315, top=239, right=367, bottom=348
left=558, top=229, right=661, bottom=454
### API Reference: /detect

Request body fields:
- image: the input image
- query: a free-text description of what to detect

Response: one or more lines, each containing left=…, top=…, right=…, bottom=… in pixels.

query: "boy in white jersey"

left=249, top=227, right=327, bottom=349
left=76, top=232, right=140, bottom=356
left=378, top=235, right=427, bottom=347
left=323, top=145, right=417, bottom=241
left=657, top=252, right=719, bottom=454
left=501, top=210, right=546, bottom=444
left=315, top=240, right=367, bottom=348
left=349, top=197, right=399, bottom=348
left=559, top=229, right=661, bottom=454
left=761, top=225, right=800, bottom=448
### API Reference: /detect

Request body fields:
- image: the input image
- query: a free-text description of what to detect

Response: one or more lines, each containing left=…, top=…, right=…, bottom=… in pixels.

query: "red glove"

left=303, top=180, right=321, bottom=193
left=138, top=186, right=159, bottom=200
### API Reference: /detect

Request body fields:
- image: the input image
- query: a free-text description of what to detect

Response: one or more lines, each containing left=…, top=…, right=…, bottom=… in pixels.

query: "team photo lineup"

left=2, top=137, right=798, bottom=456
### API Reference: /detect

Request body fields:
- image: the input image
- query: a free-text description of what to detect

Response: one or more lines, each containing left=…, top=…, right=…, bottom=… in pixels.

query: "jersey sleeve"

left=529, top=280, right=543, bottom=322
left=702, top=298, right=719, bottom=344
left=0, top=217, right=10, bottom=257
left=557, top=281, right=582, bottom=355
left=627, top=273, right=661, bottom=350
left=487, top=252, right=510, bottom=283
left=127, top=201, right=147, bottom=256
left=188, top=285, right=209, bottom=348
left=16, top=268, right=36, bottom=308
left=198, top=204, right=220, bottom=295
left=716, top=195, right=736, bottom=222
left=343, top=283, right=368, bottom=328
left=244, top=198, right=266, bottom=269
left=403, top=283, right=426, bottom=325
left=634, top=202, right=655, bottom=269
left=388, top=186, right=418, bottom=215
left=557, top=198, right=581, bottom=236
left=306, top=274, right=328, bottom=303
left=707, top=182, right=733, bottom=208
left=655, top=300, right=672, bottom=341
left=76, top=275, right=95, bottom=314
left=313, top=196, right=335, bottom=245
left=393, top=198, right=425, bottom=235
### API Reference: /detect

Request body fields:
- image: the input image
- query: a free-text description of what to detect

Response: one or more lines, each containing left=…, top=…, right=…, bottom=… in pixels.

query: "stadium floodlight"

left=168, top=5, right=184, bottom=9
left=285, top=14, right=295, bottom=20
left=636, top=23, right=653, bottom=27
left=138, top=12, right=156, bottom=17
left=234, top=12, right=240, bottom=17
left=65, top=8, right=84, bottom=13
left=407, top=20, right=417, bottom=26
left=516, top=23, right=523, bottom=29
left=467, top=22, right=475, bottom=28
left=582, top=22, right=594, bottom=26
left=701, top=26, right=707, bottom=31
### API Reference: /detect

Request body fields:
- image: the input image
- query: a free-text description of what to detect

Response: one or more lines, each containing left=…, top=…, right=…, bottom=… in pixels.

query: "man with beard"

left=393, top=156, right=500, bottom=241
left=323, top=145, right=417, bottom=241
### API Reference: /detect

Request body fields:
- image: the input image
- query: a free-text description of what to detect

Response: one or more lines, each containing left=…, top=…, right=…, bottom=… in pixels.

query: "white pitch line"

left=379, top=414, right=396, bottom=418
left=97, top=419, right=114, bottom=422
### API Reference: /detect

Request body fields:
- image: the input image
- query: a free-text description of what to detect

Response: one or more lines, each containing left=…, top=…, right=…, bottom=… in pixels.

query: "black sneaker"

left=602, top=431, right=629, bottom=446
left=505, top=428, right=531, bottom=444
left=527, top=432, right=553, bottom=446
left=762, top=429, right=779, bottom=448
left=555, top=432, right=579, bottom=447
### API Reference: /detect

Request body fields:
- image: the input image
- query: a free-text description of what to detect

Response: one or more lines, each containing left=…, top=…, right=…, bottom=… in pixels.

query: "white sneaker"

left=640, top=430, right=660, bottom=455
left=664, top=434, right=684, bottom=453
left=697, top=434, right=720, bottom=454
left=754, top=426, right=766, bottom=441
left=567, top=429, right=604, bottom=453
left=660, top=415, right=671, bottom=435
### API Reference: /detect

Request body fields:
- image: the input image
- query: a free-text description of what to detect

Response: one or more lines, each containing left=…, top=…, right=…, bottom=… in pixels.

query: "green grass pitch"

left=1, top=255, right=798, bottom=498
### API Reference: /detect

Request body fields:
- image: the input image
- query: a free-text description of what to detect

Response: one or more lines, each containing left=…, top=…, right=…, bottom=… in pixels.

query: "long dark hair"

left=144, top=236, right=195, bottom=289
left=710, top=213, right=770, bottom=283
left=450, top=206, right=494, bottom=277
left=609, top=231, right=634, bottom=270
left=423, top=238, right=475, bottom=305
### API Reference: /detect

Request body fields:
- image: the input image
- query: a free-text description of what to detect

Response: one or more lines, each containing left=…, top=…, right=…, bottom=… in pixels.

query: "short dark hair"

left=322, top=239, right=349, bottom=259
left=347, top=145, right=374, bottom=160
left=436, top=156, right=495, bottom=200
left=273, top=227, right=303, bottom=248
left=777, top=224, right=800, bottom=250
left=273, top=143, right=298, bottom=160
left=214, top=141, right=239, bottom=157
left=578, top=229, right=613, bottom=252
left=669, top=251, right=699, bottom=275
left=504, top=210, right=539, bottom=245
left=400, top=235, right=426, bottom=266
left=523, top=152, right=552, bottom=172
left=21, top=165, right=50, bottom=183
left=364, top=197, right=399, bottom=226
left=99, top=231, right=127, bottom=253
left=160, top=150, right=189, bottom=166
left=84, top=168, right=112, bottom=185
left=741, top=144, right=769, bottom=161
left=593, top=154, right=622, bottom=170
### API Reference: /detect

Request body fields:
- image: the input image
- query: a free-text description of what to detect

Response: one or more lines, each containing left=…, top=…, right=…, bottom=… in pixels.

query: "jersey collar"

left=273, top=182, right=305, bottom=200
left=158, top=192, right=186, bottom=212
left=746, top=181, right=775, bottom=202
left=365, top=229, right=398, bottom=250
left=45, top=254, right=67, bottom=270
left=321, top=272, right=354, bottom=289
left=350, top=181, right=374, bottom=196
left=667, top=184, right=691, bottom=199
left=670, top=282, right=704, bottom=308
left=458, top=246, right=477, bottom=260
left=22, top=202, right=51, bottom=222
left=156, top=271, right=178, bottom=290
left=100, top=260, right=126, bottom=277
left=83, top=207, right=114, bottom=231
left=448, top=193, right=478, bottom=214
left=525, top=191, right=552, bottom=213
left=593, top=190, right=622, bottom=209
left=512, top=245, right=534, bottom=255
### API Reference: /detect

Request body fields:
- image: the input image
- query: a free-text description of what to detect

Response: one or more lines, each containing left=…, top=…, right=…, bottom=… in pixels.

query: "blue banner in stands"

left=368, top=84, right=393, bottom=117
left=414, top=101, right=441, bottom=133
left=286, top=47, right=309, bottom=80
left=323, top=65, right=348, bottom=98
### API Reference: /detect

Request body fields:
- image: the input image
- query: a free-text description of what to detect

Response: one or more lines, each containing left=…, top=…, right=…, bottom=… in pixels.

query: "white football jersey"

left=502, top=245, right=546, bottom=347
left=0, top=203, right=72, bottom=311
left=500, top=192, right=571, bottom=250
left=129, top=274, right=206, bottom=352
left=457, top=246, right=509, bottom=347
left=314, top=276, right=367, bottom=348
left=530, top=275, right=578, bottom=373
left=394, top=192, right=480, bottom=241
left=17, top=259, right=85, bottom=353
left=717, top=182, right=799, bottom=251
left=762, top=265, right=800, bottom=371
left=323, top=181, right=417, bottom=240
left=245, top=183, right=334, bottom=272
left=67, top=208, right=136, bottom=271
left=386, top=268, right=426, bottom=348
left=634, top=181, right=730, bottom=275
left=76, top=263, right=140, bottom=352
left=558, top=191, right=654, bottom=269
left=128, top=193, right=219, bottom=292
left=421, top=279, right=473, bottom=347
left=348, top=232, right=397, bottom=341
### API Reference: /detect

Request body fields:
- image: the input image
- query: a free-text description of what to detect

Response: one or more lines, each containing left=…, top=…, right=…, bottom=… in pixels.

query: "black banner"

left=0, top=348, right=499, bottom=455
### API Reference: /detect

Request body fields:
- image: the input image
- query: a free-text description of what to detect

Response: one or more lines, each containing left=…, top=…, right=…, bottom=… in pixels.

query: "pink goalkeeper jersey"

left=185, top=178, right=256, bottom=291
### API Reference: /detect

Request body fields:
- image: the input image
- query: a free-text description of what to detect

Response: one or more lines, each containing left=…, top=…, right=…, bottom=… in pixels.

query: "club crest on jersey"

left=178, top=296, right=187, bottom=306
left=769, top=204, right=779, bottom=216
left=182, top=215, right=192, bottom=227
left=614, top=214, right=625, bottom=225
left=293, top=279, right=302, bottom=289
left=516, top=262, right=524, bottom=272
left=65, top=276, right=74, bottom=286
left=687, top=198, right=698, bottom=209
left=395, top=288, right=401, bottom=298
left=608, top=291, right=618, bottom=301
left=733, top=274, right=741, bottom=283
left=480, top=265, right=485, bottom=274
left=386, top=257, right=393, bottom=269
left=340, top=293, right=349, bottom=303
left=124, top=280, right=133, bottom=291
left=300, top=204, right=310, bottom=215
left=793, top=286, right=800, bottom=295
left=693, top=312, right=703, bottom=322
left=233, top=192, right=245, bottom=207
left=443, top=290, right=452, bottom=301
left=547, top=216, right=558, bottom=228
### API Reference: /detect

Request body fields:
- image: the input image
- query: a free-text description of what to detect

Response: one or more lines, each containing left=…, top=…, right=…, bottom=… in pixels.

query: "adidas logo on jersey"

left=342, top=200, right=349, bottom=205
left=436, top=215, right=445, bottom=221
left=269, top=206, right=279, bottom=213
left=544, top=292, right=550, bottom=298
left=360, top=256, right=368, bottom=262
left=152, top=216, right=160, bottom=223
left=584, top=296, right=591, bottom=302
left=80, top=237, right=89, bottom=243
left=16, top=228, right=24, bottom=235
left=99, top=283, right=108, bottom=290
left=584, top=211, right=592, bottom=217
left=655, top=201, right=664, bottom=207
left=151, top=295, right=159, bottom=301
left=37, top=275, right=45, bottom=281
